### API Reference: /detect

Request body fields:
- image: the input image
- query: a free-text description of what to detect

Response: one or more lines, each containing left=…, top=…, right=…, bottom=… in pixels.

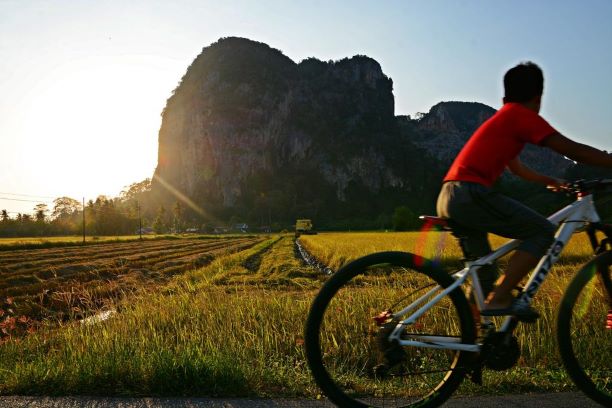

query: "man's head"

left=503, top=62, right=544, bottom=112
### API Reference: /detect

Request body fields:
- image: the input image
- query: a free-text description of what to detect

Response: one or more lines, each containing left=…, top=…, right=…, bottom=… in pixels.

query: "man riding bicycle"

left=437, top=61, right=612, bottom=320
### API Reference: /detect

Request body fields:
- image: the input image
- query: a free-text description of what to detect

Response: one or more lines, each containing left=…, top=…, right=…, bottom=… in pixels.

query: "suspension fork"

left=587, top=222, right=612, bottom=254
left=584, top=224, right=612, bottom=312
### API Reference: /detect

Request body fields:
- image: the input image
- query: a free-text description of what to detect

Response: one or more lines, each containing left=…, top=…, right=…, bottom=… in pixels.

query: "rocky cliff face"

left=152, top=37, right=573, bottom=226
left=400, top=101, right=573, bottom=178
left=153, top=37, right=440, bottom=224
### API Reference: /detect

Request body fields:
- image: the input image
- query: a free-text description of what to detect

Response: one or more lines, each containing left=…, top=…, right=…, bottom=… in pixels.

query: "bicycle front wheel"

left=558, top=250, right=612, bottom=406
left=304, top=251, right=476, bottom=408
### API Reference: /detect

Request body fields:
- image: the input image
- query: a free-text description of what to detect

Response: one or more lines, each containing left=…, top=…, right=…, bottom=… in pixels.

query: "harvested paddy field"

left=0, top=236, right=265, bottom=321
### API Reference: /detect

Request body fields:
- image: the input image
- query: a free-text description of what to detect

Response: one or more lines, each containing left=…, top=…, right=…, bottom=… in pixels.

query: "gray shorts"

left=437, top=181, right=556, bottom=259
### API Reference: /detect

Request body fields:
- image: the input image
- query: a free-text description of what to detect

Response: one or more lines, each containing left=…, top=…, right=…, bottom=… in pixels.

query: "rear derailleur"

left=372, top=311, right=406, bottom=378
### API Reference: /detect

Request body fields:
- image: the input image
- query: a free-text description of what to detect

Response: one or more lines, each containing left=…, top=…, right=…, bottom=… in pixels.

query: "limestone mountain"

left=399, top=101, right=573, bottom=178
left=152, top=37, right=572, bottom=228
left=152, top=37, right=441, bottom=227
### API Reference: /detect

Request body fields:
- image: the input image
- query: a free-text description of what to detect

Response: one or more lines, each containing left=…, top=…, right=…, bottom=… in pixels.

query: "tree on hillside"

left=173, top=201, right=183, bottom=233
left=153, top=206, right=167, bottom=234
left=120, top=178, right=152, bottom=200
left=0, top=210, right=8, bottom=222
left=121, top=178, right=153, bottom=223
left=392, top=206, right=415, bottom=231
left=376, top=213, right=391, bottom=230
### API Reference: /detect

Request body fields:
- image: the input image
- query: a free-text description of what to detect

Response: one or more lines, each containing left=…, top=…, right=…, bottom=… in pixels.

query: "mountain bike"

left=304, top=179, right=612, bottom=407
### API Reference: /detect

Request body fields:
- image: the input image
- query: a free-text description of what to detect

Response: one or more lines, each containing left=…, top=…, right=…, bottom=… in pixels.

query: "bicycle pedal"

left=469, top=365, right=483, bottom=385
left=515, top=313, right=539, bottom=324
left=373, top=363, right=389, bottom=379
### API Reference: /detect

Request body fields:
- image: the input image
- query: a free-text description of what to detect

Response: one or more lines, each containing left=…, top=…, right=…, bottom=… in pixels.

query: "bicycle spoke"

left=306, top=252, right=476, bottom=408
left=558, top=251, right=612, bottom=406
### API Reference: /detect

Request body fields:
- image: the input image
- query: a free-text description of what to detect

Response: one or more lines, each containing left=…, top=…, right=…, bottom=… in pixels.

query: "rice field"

left=300, top=231, right=610, bottom=399
left=298, top=230, right=599, bottom=271
left=0, top=235, right=165, bottom=249
left=0, top=236, right=264, bottom=322
left=0, top=230, right=608, bottom=397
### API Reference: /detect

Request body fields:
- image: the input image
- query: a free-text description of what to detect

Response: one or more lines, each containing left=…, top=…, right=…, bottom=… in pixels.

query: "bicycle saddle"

left=419, top=215, right=452, bottom=231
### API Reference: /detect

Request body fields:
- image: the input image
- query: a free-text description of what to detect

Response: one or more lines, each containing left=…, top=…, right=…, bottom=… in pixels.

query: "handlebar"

left=555, top=179, right=612, bottom=196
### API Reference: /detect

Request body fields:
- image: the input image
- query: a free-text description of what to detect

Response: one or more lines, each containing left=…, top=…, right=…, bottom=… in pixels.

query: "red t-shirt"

left=443, top=103, right=557, bottom=187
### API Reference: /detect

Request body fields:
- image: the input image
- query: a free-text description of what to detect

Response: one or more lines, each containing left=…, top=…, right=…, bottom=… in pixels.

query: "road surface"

left=0, top=392, right=602, bottom=407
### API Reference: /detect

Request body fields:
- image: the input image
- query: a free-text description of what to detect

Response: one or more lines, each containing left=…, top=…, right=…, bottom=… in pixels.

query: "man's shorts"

left=436, top=181, right=556, bottom=259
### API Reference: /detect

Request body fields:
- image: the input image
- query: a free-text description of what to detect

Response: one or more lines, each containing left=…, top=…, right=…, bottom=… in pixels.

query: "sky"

left=1, top=0, right=611, bottom=215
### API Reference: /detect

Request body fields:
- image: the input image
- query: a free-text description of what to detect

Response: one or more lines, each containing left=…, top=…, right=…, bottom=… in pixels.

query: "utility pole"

left=137, top=200, right=142, bottom=240
left=82, top=197, right=86, bottom=245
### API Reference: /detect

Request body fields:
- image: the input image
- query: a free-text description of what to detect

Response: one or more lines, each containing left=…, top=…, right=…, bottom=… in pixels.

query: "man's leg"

left=485, top=250, right=539, bottom=309
left=450, top=224, right=498, bottom=298
left=438, top=181, right=555, bottom=317
left=475, top=191, right=556, bottom=314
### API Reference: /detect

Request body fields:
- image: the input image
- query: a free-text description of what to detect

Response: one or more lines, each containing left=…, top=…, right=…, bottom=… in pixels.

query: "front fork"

left=586, top=222, right=612, bottom=254
left=586, top=223, right=612, bottom=329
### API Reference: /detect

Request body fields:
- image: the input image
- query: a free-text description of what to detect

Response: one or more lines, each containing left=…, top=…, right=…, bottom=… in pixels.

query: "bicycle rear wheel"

left=304, top=251, right=476, bottom=408
left=558, top=250, right=612, bottom=406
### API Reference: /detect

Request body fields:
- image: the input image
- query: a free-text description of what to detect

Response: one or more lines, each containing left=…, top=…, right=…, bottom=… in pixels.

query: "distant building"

left=135, top=227, right=154, bottom=235
left=213, top=226, right=230, bottom=234
left=232, top=223, right=249, bottom=233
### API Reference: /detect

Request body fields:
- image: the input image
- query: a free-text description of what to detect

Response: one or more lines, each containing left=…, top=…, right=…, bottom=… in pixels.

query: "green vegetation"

left=392, top=205, right=416, bottom=231
left=0, top=180, right=155, bottom=238
left=0, top=231, right=606, bottom=396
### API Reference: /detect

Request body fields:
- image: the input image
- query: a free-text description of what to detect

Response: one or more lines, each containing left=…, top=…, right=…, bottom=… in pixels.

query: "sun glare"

left=19, top=55, right=181, bottom=205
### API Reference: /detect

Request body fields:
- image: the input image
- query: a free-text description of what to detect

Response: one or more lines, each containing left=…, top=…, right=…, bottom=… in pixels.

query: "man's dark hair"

left=503, top=62, right=544, bottom=103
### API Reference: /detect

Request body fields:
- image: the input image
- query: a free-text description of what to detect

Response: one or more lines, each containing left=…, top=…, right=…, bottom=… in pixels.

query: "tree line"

left=2, top=162, right=609, bottom=238
left=0, top=179, right=192, bottom=237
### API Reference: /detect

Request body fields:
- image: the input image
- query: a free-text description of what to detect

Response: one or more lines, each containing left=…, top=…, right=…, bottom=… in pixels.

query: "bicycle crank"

left=482, top=331, right=520, bottom=370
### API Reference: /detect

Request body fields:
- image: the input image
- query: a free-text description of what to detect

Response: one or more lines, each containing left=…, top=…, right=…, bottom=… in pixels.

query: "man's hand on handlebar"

left=546, top=178, right=569, bottom=193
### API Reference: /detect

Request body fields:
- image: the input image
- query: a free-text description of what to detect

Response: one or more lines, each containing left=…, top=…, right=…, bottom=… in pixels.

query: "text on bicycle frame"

left=520, top=240, right=565, bottom=303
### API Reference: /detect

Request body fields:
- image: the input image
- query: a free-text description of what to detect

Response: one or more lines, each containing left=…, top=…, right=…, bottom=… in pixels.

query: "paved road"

left=0, top=393, right=602, bottom=407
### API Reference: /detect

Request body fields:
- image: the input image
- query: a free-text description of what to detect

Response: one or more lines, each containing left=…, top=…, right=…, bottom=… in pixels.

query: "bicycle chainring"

left=482, top=331, right=520, bottom=371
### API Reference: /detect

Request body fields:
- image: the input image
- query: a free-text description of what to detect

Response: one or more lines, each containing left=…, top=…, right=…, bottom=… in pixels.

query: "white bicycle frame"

left=387, top=193, right=602, bottom=353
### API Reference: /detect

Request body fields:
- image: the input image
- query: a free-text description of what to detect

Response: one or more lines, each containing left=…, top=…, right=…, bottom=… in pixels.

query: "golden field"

left=0, top=230, right=607, bottom=397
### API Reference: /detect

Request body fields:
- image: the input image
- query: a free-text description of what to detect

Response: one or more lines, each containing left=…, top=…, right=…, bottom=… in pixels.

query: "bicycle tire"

left=557, top=250, right=612, bottom=406
left=305, top=251, right=476, bottom=408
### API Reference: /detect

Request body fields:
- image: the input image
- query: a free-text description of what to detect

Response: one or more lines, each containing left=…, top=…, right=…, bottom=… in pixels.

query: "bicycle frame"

left=387, top=193, right=602, bottom=352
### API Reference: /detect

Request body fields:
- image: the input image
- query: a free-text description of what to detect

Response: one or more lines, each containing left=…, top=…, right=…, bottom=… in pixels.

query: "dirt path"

left=0, top=392, right=601, bottom=407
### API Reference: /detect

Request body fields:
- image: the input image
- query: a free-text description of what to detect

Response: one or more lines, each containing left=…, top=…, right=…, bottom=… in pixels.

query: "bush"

left=392, top=206, right=415, bottom=231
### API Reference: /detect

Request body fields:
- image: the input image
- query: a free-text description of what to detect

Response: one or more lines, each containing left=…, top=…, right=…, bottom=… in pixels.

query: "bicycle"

left=304, top=178, right=612, bottom=407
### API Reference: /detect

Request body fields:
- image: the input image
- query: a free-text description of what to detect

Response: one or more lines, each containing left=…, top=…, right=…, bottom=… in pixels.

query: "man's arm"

left=542, top=133, right=612, bottom=167
left=507, top=157, right=563, bottom=186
